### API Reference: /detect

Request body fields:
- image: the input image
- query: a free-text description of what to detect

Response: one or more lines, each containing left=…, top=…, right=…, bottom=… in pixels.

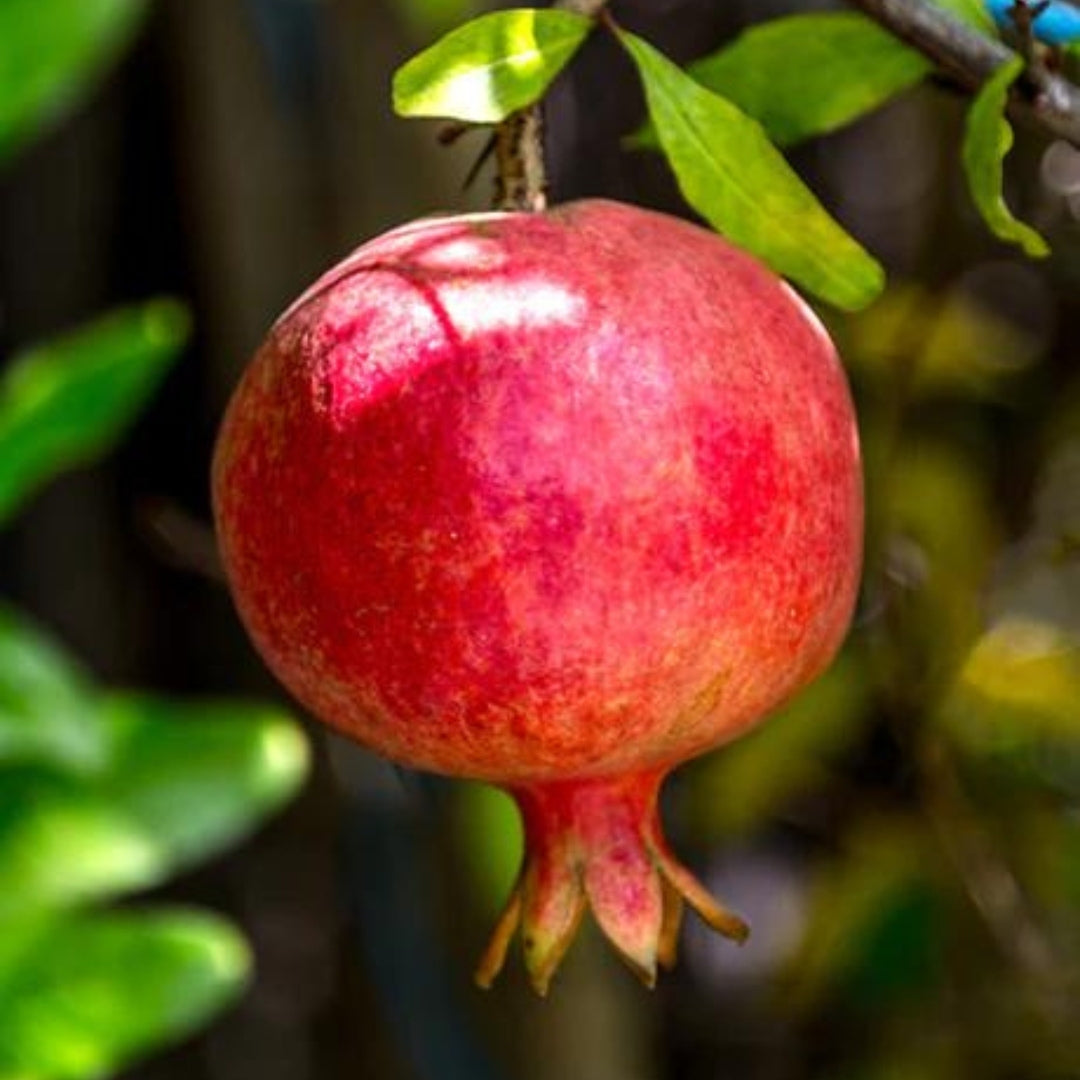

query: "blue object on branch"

left=985, top=0, right=1080, bottom=45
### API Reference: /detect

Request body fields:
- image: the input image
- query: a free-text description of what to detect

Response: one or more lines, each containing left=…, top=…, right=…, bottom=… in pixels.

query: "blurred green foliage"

left=0, top=909, right=248, bottom=1080
left=0, top=8, right=311, bottom=1078
left=0, top=302, right=191, bottom=527
left=0, top=0, right=149, bottom=161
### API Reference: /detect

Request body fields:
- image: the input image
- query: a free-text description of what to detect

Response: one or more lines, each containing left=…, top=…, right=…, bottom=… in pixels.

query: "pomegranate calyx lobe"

left=475, top=770, right=748, bottom=994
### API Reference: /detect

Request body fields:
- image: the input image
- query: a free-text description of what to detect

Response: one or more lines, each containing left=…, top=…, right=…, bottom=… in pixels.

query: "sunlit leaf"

left=0, top=0, right=149, bottom=161
left=393, top=9, right=592, bottom=123
left=100, top=695, right=310, bottom=868
left=962, top=57, right=1049, bottom=258
left=0, top=908, right=248, bottom=1080
left=0, top=301, right=190, bottom=526
left=619, top=29, right=884, bottom=311
left=685, top=652, right=870, bottom=837
left=0, top=605, right=109, bottom=774
left=635, top=14, right=930, bottom=150
left=455, top=782, right=522, bottom=915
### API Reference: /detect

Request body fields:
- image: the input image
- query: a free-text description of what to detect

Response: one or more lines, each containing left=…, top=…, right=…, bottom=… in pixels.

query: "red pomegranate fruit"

left=212, top=199, right=862, bottom=993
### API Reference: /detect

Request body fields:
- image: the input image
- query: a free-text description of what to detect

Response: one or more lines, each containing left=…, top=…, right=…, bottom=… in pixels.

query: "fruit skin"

left=212, top=198, right=863, bottom=991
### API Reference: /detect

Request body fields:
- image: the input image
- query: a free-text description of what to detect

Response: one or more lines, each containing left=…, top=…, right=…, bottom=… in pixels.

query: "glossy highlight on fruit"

left=212, top=199, right=863, bottom=993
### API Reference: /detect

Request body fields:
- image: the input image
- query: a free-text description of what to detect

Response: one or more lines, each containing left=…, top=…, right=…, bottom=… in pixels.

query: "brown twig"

left=846, top=0, right=1080, bottom=147
left=493, top=107, right=547, bottom=211
left=491, top=0, right=607, bottom=211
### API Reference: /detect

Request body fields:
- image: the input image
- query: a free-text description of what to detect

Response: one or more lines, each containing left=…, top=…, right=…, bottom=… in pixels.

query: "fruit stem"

left=494, top=107, right=547, bottom=213
left=492, top=0, right=608, bottom=213
left=474, top=769, right=749, bottom=994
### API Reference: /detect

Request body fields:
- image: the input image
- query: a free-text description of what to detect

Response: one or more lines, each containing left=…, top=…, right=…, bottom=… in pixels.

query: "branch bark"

left=847, top=0, right=1080, bottom=147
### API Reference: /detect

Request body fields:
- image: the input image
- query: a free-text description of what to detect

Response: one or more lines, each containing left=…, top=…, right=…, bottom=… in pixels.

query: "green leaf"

left=0, top=606, right=109, bottom=774
left=100, top=695, right=310, bottom=869
left=638, top=14, right=930, bottom=150
left=962, top=57, right=1049, bottom=258
left=618, top=30, right=885, bottom=312
left=0, top=0, right=149, bottom=162
left=0, top=702, right=308, bottom=921
left=0, top=908, right=248, bottom=1080
left=685, top=651, right=869, bottom=837
left=0, top=772, right=168, bottom=922
left=393, top=9, right=592, bottom=123
left=0, top=300, right=190, bottom=526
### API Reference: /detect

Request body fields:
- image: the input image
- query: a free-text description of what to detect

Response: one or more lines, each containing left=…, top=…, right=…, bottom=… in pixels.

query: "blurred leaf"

left=634, top=15, right=930, bottom=150
left=941, top=617, right=1080, bottom=751
left=0, top=908, right=248, bottom=1080
left=962, top=57, right=1049, bottom=258
left=100, top=694, right=310, bottom=868
left=0, top=0, right=150, bottom=162
left=843, top=281, right=1040, bottom=401
left=455, top=782, right=522, bottom=915
left=0, top=606, right=109, bottom=774
left=393, top=9, right=591, bottom=122
left=686, top=652, right=870, bottom=837
left=0, top=301, right=190, bottom=527
left=618, top=29, right=885, bottom=312
left=0, top=772, right=167, bottom=921
left=787, top=818, right=939, bottom=1010
left=0, top=701, right=308, bottom=921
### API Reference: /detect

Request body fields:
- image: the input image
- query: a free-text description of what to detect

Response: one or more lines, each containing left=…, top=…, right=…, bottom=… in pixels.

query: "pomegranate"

left=212, top=199, right=862, bottom=993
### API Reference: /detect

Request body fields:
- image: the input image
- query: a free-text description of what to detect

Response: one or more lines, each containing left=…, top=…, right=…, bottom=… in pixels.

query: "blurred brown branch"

left=848, top=0, right=1080, bottom=147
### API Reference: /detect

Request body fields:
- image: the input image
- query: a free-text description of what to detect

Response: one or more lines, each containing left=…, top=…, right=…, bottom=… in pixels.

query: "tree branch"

left=847, top=0, right=1080, bottom=147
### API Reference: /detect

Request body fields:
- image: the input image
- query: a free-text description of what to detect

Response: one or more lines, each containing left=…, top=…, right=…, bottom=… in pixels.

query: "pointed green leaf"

left=0, top=908, right=249, bottom=1080
left=637, top=15, right=930, bottom=150
left=393, top=9, right=592, bottom=123
left=100, top=695, right=310, bottom=868
left=0, top=605, right=109, bottom=774
left=0, top=301, right=190, bottom=527
left=962, top=57, right=1049, bottom=258
left=619, top=30, right=884, bottom=311
left=0, top=0, right=149, bottom=162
